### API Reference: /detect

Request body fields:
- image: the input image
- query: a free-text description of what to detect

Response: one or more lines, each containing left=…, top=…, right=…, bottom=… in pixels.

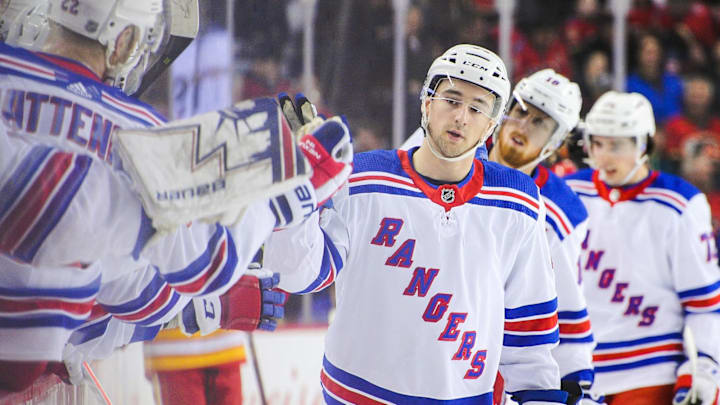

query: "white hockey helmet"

left=584, top=91, right=656, bottom=184
left=420, top=44, right=511, bottom=161
left=506, top=68, right=582, bottom=171
left=585, top=91, right=655, bottom=139
left=46, top=0, right=165, bottom=94
left=0, top=0, right=48, bottom=48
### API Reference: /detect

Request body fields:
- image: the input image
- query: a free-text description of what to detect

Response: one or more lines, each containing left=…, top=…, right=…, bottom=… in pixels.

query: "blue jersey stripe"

left=678, top=280, right=720, bottom=299
left=323, top=356, right=493, bottom=404
left=296, top=229, right=340, bottom=294
left=595, top=354, right=684, bottom=373
left=0, top=145, right=52, bottom=221
left=560, top=335, right=594, bottom=344
left=135, top=291, right=182, bottom=326
left=0, top=276, right=100, bottom=299
left=100, top=273, right=167, bottom=315
left=14, top=154, right=92, bottom=263
left=595, top=332, right=682, bottom=350
left=201, top=229, right=239, bottom=295
left=68, top=315, right=112, bottom=345
left=467, top=197, right=539, bottom=221
left=0, top=313, right=88, bottom=329
left=545, top=215, right=566, bottom=241
left=349, top=184, right=539, bottom=220
left=558, top=309, right=589, bottom=320
left=349, top=184, right=425, bottom=199
left=505, top=298, right=557, bottom=319
left=129, top=324, right=161, bottom=343
left=132, top=209, right=156, bottom=260
left=504, top=330, right=559, bottom=347
left=163, top=224, right=225, bottom=284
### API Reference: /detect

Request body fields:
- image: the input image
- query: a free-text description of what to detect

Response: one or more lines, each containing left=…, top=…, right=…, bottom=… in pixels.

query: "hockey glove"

left=178, top=266, right=287, bottom=335
left=510, top=389, right=569, bottom=404
left=268, top=179, right=317, bottom=230
left=673, top=357, right=720, bottom=405
left=278, top=93, right=353, bottom=206
left=561, top=370, right=605, bottom=405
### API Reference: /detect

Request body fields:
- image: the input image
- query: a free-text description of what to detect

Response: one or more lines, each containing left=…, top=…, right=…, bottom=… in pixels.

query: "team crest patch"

left=440, top=187, right=455, bottom=204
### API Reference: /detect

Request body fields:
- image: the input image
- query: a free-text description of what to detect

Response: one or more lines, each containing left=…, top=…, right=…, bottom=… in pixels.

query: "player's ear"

left=109, top=26, right=138, bottom=67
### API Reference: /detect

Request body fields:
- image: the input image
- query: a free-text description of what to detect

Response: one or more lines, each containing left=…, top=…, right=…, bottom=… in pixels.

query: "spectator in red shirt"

left=679, top=136, right=720, bottom=230
left=664, top=74, right=720, bottom=163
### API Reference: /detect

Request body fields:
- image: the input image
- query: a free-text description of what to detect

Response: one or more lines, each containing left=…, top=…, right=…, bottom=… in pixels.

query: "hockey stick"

left=82, top=361, right=112, bottom=405
left=683, top=325, right=701, bottom=405
left=247, top=250, right=268, bottom=405
left=247, top=331, right=268, bottom=405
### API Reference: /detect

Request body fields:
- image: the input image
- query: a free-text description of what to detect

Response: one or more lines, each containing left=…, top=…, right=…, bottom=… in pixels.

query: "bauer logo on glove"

left=114, top=97, right=311, bottom=231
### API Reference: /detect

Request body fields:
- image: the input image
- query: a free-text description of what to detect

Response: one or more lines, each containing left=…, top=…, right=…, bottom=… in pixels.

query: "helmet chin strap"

left=598, top=154, right=648, bottom=186
left=517, top=147, right=554, bottom=173
left=594, top=135, right=649, bottom=186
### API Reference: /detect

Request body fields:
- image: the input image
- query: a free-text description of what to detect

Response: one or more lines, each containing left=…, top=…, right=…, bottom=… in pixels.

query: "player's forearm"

left=264, top=210, right=331, bottom=293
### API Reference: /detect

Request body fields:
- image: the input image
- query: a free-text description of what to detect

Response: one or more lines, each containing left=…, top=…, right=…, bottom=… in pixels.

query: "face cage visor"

left=129, top=0, right=198, bottom=97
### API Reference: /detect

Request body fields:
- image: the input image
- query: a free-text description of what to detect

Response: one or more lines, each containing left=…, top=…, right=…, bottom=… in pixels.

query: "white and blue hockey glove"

left=673, top=357, right=720, bottom=405
left=278, top=93, right=353, bottom=206
left=178, top=266, right=287, bottom=335
left=268, top=180, right=317, bottom=230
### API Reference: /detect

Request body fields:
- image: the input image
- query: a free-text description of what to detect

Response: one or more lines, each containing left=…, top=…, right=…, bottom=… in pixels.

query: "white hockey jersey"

left=564, top=168, right=720, bottom=395
left=0, top=42, right=275, bottom=360
left=533, top=165, right=595, bottom=384
left=265, top=148, right=566, bottom=403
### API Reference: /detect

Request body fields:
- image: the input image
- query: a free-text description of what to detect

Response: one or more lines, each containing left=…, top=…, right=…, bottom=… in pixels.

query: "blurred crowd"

left=228, top=0, right=720, bottom=320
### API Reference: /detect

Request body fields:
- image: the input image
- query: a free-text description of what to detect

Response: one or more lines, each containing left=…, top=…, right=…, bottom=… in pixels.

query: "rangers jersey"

left=533, top=165, right=594, bottom=384
left=265, top=148, right=566, bottom=403
left=564, top=169, right=720, bottom=395
left=0, top=42, right=275, bottom=361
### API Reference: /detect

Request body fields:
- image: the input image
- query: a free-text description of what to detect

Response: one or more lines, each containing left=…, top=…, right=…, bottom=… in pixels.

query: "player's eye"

left=444, top=98, right=462, bottom=106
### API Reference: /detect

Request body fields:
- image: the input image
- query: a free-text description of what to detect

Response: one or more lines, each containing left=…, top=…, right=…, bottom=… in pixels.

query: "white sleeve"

left=263, top=185, right=350, bottom=294
left=143, top=200, right=276, bottom=297
left=95, top=257, right=192, bottom=326
left=0, top=137, right=275, bottom=298
left=671, top=194, right=720, bottom=362
left=550, top=220, right=596, bottom=383
left=0, top=140, right=145, bottom=266
left=500, top=201, right=562, bottom=395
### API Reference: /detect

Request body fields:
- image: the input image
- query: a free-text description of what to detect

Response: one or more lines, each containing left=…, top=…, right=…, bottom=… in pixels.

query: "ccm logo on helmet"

left=461, top=60, right=489, bottom=72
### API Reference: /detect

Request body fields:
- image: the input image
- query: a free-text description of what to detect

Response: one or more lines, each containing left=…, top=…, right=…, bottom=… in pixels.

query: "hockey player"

left=0, top=0, right=351, bottom=391
left=564, top=91, right=720, bottom=405
left=488, top=69, right=597, bottom=405
left=264, top=44, right=568, bottom=404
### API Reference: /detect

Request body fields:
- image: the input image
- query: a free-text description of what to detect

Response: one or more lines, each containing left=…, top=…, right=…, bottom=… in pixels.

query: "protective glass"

left=427, top=91, right=497, bottom=123
left=502, top=103, right=558, bottom=139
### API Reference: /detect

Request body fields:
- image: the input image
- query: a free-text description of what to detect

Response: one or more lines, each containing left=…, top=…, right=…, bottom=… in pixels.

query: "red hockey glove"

left=220, top=268, right=287, bottom=331
left=179, top=267, right=287, bottom=334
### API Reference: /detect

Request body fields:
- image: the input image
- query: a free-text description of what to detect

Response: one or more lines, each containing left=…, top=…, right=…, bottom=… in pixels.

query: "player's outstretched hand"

left=278, top=93, right=353, bottom=206
left=178, top=264, right=287, bottom=335
left=673, top=357, right=720, bottom=405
